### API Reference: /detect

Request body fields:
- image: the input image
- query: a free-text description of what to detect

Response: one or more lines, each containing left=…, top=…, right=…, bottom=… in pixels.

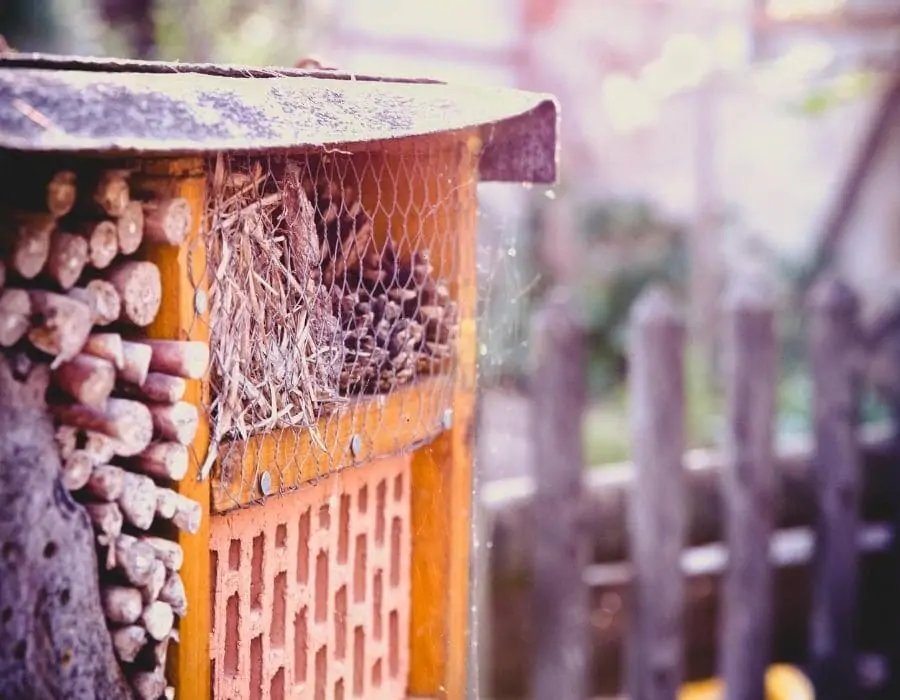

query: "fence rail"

left=505, top=274, right=900, bottom=699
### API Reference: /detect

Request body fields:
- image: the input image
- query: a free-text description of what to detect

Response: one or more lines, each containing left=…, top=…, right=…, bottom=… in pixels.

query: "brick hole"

left=358, top=484, right=368, bottom=514
left=353, top=535, right=367, bottom=603
left=373, top=570, right=383, bottom=640
left=228, top=539, right=241, bottom=570
left=335, top=679, right=345, bottom=700
left=375, top=480, right=386, bottom=544
left=372, top=659, right=382, bottom=688
left=315, top=646, right=327, bottom=700
left=318, top=504, right=330, bottom=529
left=250, top=533, right=265, bottom=609
left=389, top=610, right=399, bottom=677
left=335, top=586, right=347, bottom=659
left=250, top=635, right=263, bottom=700
left=390, top=517, right=401, bottom=587
left=393, top=473, right=403, bottom=502
left=210, top=550, right=218, bottom=634
left=353, top=627, right=364, bottom=696
left=338, top=494, right=350, bottom=564
left=271, top=572, right=286, bottom=648
left=210, top=659, right=216, bottom=696
left=275, top=523, right=287, bottom=547
left=294, top=607, right=308, bottom=684
left=225, top=594, right=240, bottom=676
left=271, top=667, right=285, bottom=700
left=297, top=509, right=310, bottom=584
left=315, top=550, right=328, bottom=623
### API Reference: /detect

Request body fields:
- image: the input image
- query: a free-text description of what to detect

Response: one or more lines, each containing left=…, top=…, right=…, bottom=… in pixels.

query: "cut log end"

left=80, top=220, right=119, bottom=269
left=117, top=200, right=145, bottom=255
left=142, top=600, right=175, bottom=641
left=0, top=288, right=31, bottom=347
left=118, top=471, right=158, bottom=530
left=61, top=449, right=93, bottom=491
left=149, top=401, right=199, bottom=445
left=27, top=291, right=93, bottom=367
left=171, top=493, right=202, bottom=534
left=86, top=464, right=126, bottom=501
left=69, top=280, right=122, bottom=327
left=143, top=197, right=192, bottom=246
left=159, top=570, right=187, bottom=616
left=121, top=372, right=187, bottom=404
left=115, top=534, right=157, bottom=587
left=93, top=170, right=130, bottom=218
left=83, top=333, right=125, bottom=369
left=7, top=213, right=54, bottom=279
left=111, top=625, right=147, bottom=664
left=47, top=231, right=89, bottom=290
left=47, top=170, right=77, bottom=217
left=106, top=261, right=162, bottom=327
left=52, top=353, right=116, bottom=409
left=142, top=535, right=184, bottom=572
left=133, top=442, right=189, bottom=481
left=101, top=585, right=144, bottom=625
left=145, top=339, right=210, bottom=379
left=85, top=502, right=124, bottom=542
left=120, top=341, right=154, bottom=386
left=52, top=398, right=153, bottom=457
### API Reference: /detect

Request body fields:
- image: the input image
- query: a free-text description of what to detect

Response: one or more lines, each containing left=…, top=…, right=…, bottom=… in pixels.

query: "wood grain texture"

left=406, top=134, right=478, bottom=699
left=626, top=286, right=687, bottom=700
left=807, top=276, right=862, bottom=700
left=212, top=374, right=452, bottom=513
left=719, top=278, right=778, bottom=700
left=135, top=157, right=211, bottom=700
left=528, top=287, right=590, bottom=700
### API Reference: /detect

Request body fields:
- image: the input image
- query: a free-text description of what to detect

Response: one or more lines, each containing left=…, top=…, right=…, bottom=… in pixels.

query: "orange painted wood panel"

left=137, top=158, right=212, bottom=700
left=402, top=135, right=479, bottom=699
left=209, top=453, right=412, bottom=700
left=212, top=374, right=453, bottom=513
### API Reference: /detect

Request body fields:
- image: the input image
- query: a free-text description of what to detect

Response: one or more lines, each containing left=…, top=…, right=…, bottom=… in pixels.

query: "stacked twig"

left=0, top=163, right=199, bottom=700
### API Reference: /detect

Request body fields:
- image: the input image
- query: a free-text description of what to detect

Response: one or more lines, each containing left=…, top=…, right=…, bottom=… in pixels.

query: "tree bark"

left=0, top=353, right=130, bottom=699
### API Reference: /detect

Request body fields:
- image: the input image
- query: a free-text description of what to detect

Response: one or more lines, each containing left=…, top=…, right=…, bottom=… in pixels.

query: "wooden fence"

left=488, top=275, right=900, bottom=699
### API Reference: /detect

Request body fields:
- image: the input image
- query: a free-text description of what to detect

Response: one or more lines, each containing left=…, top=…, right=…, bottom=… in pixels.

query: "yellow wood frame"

left=151, top=130, right=478, bottom=699
left=138, top=157, right=212, bottom=700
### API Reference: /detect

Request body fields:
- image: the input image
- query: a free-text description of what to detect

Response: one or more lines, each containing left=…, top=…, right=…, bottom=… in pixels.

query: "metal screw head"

left=441, top=408, right=453, bottom=431
left=350, top=434, right=362, bottom=457
left=194, top=289, right=208, bottom=316
left=258, top=470, right=273, bottom=496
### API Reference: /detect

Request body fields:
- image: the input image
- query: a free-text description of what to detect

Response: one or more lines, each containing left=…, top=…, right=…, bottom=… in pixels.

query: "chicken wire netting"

left=202, top=142, right=470, bottom=509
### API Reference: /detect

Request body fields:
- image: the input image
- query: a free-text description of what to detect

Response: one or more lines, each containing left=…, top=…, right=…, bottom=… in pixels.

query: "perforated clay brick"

left=210, top=455, right=411, bottom=700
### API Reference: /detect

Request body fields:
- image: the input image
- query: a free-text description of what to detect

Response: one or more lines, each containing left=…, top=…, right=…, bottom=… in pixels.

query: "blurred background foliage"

left=1, top=0, right=890, bottom=470
left=0, top=0, right=323, bottom=65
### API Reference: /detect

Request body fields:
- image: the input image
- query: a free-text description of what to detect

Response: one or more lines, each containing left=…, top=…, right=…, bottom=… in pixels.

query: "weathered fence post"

left=719, top=278, right=778, bottom=700
left=626, top=286, right=687, bottom=700
left=529, top=285, right=590, bottom=700
left=808, top=276, right=862, bottom=700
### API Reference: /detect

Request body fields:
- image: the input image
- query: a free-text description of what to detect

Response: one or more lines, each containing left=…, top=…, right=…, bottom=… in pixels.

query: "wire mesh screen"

left=204, top=139, right=472, bottom=510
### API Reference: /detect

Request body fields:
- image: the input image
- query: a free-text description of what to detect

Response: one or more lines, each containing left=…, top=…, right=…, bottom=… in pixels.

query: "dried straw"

left=206, top=155, right=342, bottom=447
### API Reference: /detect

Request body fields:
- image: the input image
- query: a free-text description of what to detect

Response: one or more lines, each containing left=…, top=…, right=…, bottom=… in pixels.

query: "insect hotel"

left=0, top=55, right=557, bottom=700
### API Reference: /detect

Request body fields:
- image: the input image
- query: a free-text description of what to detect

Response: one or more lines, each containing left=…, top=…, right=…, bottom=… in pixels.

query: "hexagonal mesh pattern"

left=203, top=139, right=475, bottom=509
left=209, top=455, right=411, bottom=700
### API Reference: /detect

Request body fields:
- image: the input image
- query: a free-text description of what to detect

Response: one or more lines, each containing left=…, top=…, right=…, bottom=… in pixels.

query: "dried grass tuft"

left=206, top=155, right=342, bottom=447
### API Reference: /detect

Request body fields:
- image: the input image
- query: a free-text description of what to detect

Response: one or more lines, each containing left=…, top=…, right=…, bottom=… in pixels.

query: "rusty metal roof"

left=0, top=53, right=559, bottom=184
